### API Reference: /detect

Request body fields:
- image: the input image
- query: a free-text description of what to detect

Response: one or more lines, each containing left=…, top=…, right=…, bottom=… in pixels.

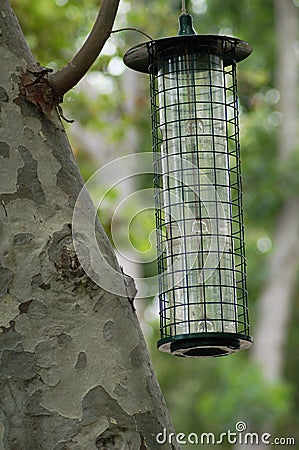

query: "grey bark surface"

left=0, top=2, right=178, bottom=449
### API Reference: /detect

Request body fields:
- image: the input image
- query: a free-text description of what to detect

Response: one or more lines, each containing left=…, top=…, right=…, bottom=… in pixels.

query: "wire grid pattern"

left=149, top=38, right=250, bottom=340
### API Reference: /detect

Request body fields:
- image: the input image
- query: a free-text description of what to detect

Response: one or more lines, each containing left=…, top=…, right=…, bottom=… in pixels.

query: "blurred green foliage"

left=11, top=0, right=299, bottom=447
left=151, top=337, right=291, bottom=436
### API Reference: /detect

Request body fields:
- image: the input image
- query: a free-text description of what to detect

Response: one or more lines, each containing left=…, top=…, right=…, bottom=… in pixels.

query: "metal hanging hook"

left=182, top=0, right=187, bottom=14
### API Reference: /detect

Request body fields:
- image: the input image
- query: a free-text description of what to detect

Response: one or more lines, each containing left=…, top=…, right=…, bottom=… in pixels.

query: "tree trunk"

left=0, top=2, right=177, bottom=449
left=234, top=1, right=299, bottom=448
left=252, top=0, right=299, bottom=384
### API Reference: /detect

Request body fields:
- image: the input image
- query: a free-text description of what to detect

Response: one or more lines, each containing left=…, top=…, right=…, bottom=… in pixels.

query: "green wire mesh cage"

left=124, top=15, right=253, bottom=357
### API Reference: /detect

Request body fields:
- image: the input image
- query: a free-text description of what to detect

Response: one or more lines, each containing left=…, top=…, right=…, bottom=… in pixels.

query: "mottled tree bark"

left=0, top=1, right=177, bottom=449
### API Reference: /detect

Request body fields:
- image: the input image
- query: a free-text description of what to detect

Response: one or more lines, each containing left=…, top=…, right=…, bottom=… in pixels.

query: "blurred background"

left=11, top=0, right=299, bottom=447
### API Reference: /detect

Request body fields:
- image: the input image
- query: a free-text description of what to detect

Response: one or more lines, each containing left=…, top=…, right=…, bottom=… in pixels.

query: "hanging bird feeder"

left=123, top=9, right=253, bottom=357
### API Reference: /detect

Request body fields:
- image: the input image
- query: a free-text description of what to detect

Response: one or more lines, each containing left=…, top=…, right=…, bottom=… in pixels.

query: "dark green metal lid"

left=123, top=34, right=252, bottom=74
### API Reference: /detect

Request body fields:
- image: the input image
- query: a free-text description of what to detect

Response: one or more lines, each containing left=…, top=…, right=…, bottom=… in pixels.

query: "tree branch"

left=48, top=0, right=120, bottom=100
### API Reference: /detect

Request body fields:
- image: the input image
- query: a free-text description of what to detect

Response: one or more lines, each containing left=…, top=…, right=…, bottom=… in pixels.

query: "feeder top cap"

left=178, top=14, right=197, bottom=35
left=123, top=34, right=252, bottom=74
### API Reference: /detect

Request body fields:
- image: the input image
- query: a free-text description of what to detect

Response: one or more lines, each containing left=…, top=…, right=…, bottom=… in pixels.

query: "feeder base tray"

left=157, top=332, right=253, bottom=358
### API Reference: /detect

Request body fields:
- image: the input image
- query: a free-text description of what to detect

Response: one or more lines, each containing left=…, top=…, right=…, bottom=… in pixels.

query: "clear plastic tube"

left=157, top=52, right=237, bottom=335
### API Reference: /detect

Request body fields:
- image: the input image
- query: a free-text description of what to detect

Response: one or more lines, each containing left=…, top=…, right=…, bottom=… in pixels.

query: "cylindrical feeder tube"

left=124, top=32, right=253, bottom=357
